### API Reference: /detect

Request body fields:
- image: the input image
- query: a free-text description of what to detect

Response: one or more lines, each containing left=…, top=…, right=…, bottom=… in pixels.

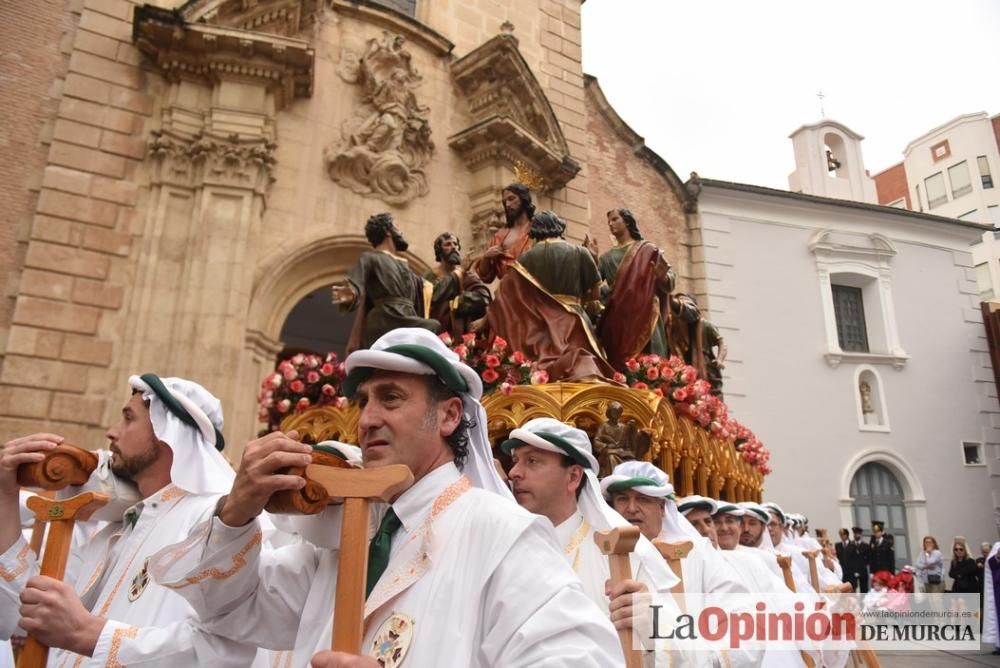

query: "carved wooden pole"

left=303, top=464, right=413, bottom=654
left=653, top=540, right=693, bottom=613
left=695, top=463, right=708, bottom=497
left=17, top=492, right=108, bottom=668
left=594, top=526, right=642, bottom=668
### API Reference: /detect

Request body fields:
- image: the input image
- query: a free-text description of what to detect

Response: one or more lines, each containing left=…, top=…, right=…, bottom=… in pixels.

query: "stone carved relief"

left=324, top=33, right=435, bottom=206
left=148, top=131, right=277, bottom=194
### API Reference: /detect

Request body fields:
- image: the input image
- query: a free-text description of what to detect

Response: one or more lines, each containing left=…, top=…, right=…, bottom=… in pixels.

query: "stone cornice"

left=330, top=0, right=454, bottom=57
left=179, top=0, right=322, bottom=37
left=133, top=5, right=314, bottom=110
left=449, top=34, right=579, bottom=191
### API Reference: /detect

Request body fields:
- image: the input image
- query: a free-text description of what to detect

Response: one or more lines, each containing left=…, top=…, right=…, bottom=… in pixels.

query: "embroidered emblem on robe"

left=128, top=558, right=150, bottom=602
left=370, top=612, right=414, bottom=667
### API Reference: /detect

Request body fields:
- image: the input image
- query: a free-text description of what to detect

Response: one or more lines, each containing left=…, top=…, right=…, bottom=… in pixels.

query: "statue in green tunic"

left=331, top=213, right=440, bottom=351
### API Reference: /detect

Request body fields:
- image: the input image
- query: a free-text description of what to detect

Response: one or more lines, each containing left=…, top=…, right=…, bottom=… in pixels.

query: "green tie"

left=366, top=508, right=402, bottom=598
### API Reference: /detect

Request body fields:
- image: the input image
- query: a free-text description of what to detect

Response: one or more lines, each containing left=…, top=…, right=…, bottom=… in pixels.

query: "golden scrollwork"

left=281, top=383, right=764, bottom=501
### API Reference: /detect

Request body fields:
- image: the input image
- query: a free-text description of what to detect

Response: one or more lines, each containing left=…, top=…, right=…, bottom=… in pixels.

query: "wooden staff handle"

left=17, top=444, right=97, bottom=490
left=775, top=555, right=796, bottom=592
left=594, top=526, right=642, bottom=668
left=802, top=550, right=820, bottom=592
left=27, top=491, right=58, bottom=558
left=264, top=449, right=353, bottom=515
left=304, top=464, right=413, bottom=655
left=17, top=492, right=108, bottom=668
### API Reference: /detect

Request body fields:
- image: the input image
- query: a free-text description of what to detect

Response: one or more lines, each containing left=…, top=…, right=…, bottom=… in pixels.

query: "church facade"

left=0, top=0, right=692, bottom=451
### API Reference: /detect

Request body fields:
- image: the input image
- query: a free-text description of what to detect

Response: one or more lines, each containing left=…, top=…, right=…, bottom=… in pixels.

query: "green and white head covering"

left=128, top=374, right=234, bottom=495
left=677, top=495, right=720, bottom=517
left=314, top=440, right=363, bottom=468
left=713, top=502, right=745, bottom=517
left=503, top=419, right=680, bottom=593
left=599, top=461, right=701, bottom=541
left=342, top=328, right=510, bottom=499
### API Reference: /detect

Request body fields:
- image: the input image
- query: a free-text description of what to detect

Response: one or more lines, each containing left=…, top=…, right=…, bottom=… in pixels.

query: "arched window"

left=850, top=462, right=909, bottom=570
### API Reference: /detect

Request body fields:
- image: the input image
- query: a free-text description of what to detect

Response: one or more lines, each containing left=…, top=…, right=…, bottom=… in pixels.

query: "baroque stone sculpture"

left=325, top=32, right=434, bottom=206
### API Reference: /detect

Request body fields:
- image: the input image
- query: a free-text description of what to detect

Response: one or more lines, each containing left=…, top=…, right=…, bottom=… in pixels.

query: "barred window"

left=832, top=285, right=869, bottom=352
left=369, top=0, right=416, bottom=17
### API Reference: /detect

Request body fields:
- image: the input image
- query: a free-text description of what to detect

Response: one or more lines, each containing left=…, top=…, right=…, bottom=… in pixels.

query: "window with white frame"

left=948, top=161, right=972, bottom=199
left=962, top=441, right=984, bottom=466
left=810, top=230, right=908, bottom=368
left=925, top=172, right=947, bottom=209
left=980, top=156, right=994, bottom=189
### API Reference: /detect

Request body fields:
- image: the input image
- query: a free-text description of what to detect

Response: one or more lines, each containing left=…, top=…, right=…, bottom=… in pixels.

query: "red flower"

left=276, top=399, right=291, bottom=414
left=632, top=381, right=649, bottom=390
left=289, top=379, right=305, bottom=394
left=492, top=336, right=508, bottom=353
left=625, top=358, right=640, bottom=373
left=672, top=388, right=688, bottom=402
left=653, top=388, right=664, bottom=397
left=645, top=366, right=660, bottom=381
left=306, top=371, right=320, bottom=384
left=530, top=369, right=549, bottom=385
left=334, top=396, right=349, bottom=409
left=612, top=371, right=627, bottom=384
left=321, top=384, right=336, bottom=397
left=320, top=363, right=335, bottom=376
left=438, top=332, right=454, bottom=347
left=296, top=397, right=310, bottom=411
left=462, top=333, right=476, bottom=346
left=282, top=367, right=298, bottom=381
left=454, top=344, right=469, bottom=360
left=511, top=351, right=526, bottom=365
left=482, top=368, right=500, bottom=384
left=485, top=354, right=501, bottom=368
left=500, top=382, right=514, bottom=395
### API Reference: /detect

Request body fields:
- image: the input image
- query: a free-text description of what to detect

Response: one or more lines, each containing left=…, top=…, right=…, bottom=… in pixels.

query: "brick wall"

left=0, top=0, right=79, bottom=364
left=872, top=162, right=911, bottom=209
left=0, top=0, right=155, bottom=446
left=583, top=78, right=691, bottom=292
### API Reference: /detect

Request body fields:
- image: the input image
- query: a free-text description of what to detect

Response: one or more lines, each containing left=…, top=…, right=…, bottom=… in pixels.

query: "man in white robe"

left=763, top=502, right=847, bottom=593
left=0, top=374, right=253, bottom=667
left=601, top=465, right=760, bottom=667
left=714, top=502, right=808, bottom=668
left=984, top=542, right=1000, bottom=654
left=151, top=328, right=625, bottom=667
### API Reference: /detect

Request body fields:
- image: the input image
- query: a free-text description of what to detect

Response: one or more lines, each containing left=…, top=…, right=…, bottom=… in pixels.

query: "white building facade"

left=690, top=173, right=999, bottom=566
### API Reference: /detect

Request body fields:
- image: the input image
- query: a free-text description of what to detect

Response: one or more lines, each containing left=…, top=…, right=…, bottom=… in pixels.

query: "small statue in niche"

left=859, top=380, right=876, bottom=425
left=593, top=402, right=650, bottom=478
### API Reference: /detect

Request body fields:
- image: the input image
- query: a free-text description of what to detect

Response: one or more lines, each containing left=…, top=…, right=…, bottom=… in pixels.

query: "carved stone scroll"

left=324, top=32, right=435, bottom=206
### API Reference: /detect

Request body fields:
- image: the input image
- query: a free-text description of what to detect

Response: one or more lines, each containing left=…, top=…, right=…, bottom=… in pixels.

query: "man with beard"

left=487, top=210, right=615, bottom=382
left=423, top=232, right=491, bottom=339
left=473, top=183, right=536, bottom=283
left=332, top=212, right=439, bottom=351
left=0, top=375, right=255, bottom=667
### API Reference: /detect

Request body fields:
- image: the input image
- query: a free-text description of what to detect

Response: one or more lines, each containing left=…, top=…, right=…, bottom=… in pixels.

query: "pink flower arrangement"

left=440, top=333, right=548, bottom=393
left=257, top=352, right=347, bottom=431
left=620, top=353, right=771, bottom=475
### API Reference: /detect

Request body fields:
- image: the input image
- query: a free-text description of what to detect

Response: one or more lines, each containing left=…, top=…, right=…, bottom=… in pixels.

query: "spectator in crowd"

left=949, top=537, right=979, bottom=593
left=915, top=535, right=944, bottom=593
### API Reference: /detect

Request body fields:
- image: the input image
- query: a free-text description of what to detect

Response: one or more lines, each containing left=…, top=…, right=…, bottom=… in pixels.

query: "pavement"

left=876, top=645, right=1000, bottom=666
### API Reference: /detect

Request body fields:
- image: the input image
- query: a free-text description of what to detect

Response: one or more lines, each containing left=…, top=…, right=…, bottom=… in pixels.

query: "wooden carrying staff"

left=17, top=492, right=108, bottom=668
left=594, top=526, right=642, bottom=668
left=775, top=555, right=817, bottom=668
left=652, top=540, right=693, bottom=612
left=303, top=464, right=413, bottom=654
left=264, top=448, right=354, bottom=515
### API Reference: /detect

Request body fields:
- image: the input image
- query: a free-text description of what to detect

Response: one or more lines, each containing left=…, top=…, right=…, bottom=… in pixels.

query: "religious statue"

left=666, top=292, right=703, bottom=372
left=471, top=183, right=536, bottom=283
left=486, top=210, right=615, bottom=382
left=586, top=208, right=675, bottom=368
left=702, top=318, right=727, bottom=398
left=860, top=381, right=875, bottom=425
left=331, top=213, right=439, bottom=352
left=423, top=232, right=491, bottom=339
left=325, top=33, right=435, bottom=205
left=593, top=402, right=651, bottom=478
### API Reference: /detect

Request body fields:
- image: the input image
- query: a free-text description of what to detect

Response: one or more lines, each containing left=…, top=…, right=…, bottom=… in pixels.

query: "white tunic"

left=0, top=483, right=255, bottom=667
left=151, top=463, right=625, bottom=667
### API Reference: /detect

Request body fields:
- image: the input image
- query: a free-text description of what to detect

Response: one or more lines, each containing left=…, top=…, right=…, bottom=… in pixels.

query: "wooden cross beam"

left=594, top=526, right=642, bottom=668
left=652, top=540, right=693, bottom=612
left=303, top=464, right=413, bottom=654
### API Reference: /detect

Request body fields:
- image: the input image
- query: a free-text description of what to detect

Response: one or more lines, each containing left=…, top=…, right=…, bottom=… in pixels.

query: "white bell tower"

left=788, top=119, right=877, bottom=203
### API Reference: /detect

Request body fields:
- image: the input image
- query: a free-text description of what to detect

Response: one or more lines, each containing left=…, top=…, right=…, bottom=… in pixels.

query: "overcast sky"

left=581, top=0, right=1000, bottom=190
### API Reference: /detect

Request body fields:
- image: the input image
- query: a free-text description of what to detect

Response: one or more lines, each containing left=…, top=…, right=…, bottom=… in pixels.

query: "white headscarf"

left=128, top=375, right=234, bottom=496
left=505, top=418, right=679, bottom=592
left=600, top=461, right=701, bottom=540
left=342, top=328, right=511, bottom=499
